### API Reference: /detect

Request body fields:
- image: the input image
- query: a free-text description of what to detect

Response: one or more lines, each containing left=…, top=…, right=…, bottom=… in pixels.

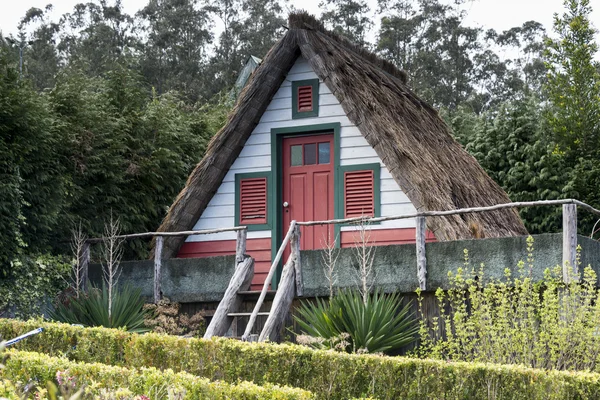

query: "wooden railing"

left=241, top=199, right=600, bottom=337
left=294, top=199, right=600, bottom=289
left=82, top=226, right=248, bottom=304
left=82, top=199, right=600, bottom=340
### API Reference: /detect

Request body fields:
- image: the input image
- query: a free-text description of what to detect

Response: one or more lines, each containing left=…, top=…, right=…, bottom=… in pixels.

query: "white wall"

left=187, top=57, right=416, bottom=242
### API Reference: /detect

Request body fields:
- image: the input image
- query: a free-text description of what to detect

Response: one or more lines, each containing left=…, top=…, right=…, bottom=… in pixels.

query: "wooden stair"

left=203, top=222, right=302, bottom=342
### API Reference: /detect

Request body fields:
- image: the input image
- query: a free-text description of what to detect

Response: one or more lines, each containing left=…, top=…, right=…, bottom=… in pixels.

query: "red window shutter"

left=240, top=177, right=267, bottom=224
left=297, top=85, right=313, bottom=112
left=344, top=170, right=375, bottom=218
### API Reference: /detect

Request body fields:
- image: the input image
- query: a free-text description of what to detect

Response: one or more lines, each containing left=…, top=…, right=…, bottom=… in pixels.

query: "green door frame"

left=269, top=122, right=341, bottom=288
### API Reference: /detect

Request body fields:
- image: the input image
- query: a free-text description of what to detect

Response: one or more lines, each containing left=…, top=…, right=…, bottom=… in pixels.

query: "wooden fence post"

left=81, top=242, right=90, bottom=292
left=416, top=216, right=427, bottom=291
left=236, top=228, right=247, bottom=264
left=154, top=236, right=163, bottom=303
left=562, top=204, right=578, bottom=283
left=292, top=225, right=303, bottom=297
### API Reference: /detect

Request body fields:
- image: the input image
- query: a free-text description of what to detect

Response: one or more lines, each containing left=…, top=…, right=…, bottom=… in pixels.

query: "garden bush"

left=0, top=254, right=70, bottom=319
left=2, top=319, right=600, bottom=399
left=418, top=239, right=600, bottom=371
left=1, top=350, right=313, bottom=399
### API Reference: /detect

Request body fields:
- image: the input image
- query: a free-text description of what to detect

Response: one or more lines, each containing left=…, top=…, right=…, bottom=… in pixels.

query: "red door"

left=282, top=134, right=335, bottom=260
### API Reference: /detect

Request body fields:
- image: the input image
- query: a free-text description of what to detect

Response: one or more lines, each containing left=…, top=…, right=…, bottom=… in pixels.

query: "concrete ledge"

left=89, top=234, right=600, bottom=302
left=89, top=255, right=236, bottom=302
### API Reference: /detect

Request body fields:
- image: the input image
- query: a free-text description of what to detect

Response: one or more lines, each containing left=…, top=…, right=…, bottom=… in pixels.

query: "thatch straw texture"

left=157, top=12, right=527, bottom=258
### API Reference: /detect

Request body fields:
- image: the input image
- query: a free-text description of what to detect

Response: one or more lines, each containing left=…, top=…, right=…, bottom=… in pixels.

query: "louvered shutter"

left=239, top=177, right=267, bottom=224
left=344, top=170, right=375, bottom=218
left=297, top=85, right=313, bottom=112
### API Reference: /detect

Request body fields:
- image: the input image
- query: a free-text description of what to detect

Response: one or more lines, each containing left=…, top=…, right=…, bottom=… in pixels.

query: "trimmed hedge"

left=1, top=350, right=313, bottom=399
left=3, top=319, right=600, bottom=399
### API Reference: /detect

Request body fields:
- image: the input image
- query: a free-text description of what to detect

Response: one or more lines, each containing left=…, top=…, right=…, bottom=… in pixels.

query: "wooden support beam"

left=204, top=256, right=254, bottom=339
left=259, top=253, right=296, bottom=342
left=154, top=236, right=163, bottom=303
left=81, top=242, right=90, bottom=292
left=236, top=228, right=247, bottom=264
left=416, top=216, right=427, bottom=291
left=291, top=225, right=303, bottom=297
left=242, top=221, right=297, bottom=341
left=562, top=204, right=578, bottom=283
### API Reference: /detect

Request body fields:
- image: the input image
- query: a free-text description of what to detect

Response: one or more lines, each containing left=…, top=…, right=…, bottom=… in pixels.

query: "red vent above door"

left=297, top=85, right=313, bottom=112
left=344, top=170, right=375, bottom=218
left=240, top=177, right=267, bottom=224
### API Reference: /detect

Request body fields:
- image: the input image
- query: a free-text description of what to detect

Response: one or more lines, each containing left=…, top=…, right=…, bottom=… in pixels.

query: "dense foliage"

left=2, top=349, right=313, bottom=399
left=0, top=255, right=70, bottom=319
left=418, top=237, right=600, bottom=371
left=3, top=319, right=600, bottom=399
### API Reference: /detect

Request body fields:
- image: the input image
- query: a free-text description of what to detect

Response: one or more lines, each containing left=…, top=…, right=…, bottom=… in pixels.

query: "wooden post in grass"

left=154, top=236, right=163, bottom=303
left=416, top=216, right=427, bottom=291
left=562, top=204, right=578, bottom=283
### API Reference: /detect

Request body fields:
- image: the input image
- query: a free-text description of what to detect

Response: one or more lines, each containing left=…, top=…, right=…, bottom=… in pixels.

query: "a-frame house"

left=157, top=12, right=527, bottom=289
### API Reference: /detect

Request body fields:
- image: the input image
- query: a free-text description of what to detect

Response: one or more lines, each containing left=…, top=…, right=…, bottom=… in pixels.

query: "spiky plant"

left=49, top=284, right=148, bottom=333
left=295, top=289, right=417, bottom=354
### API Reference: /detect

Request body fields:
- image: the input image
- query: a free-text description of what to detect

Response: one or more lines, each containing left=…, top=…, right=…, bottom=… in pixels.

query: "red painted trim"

left=340, top=228, right=436, bottom=248
left=178, top=239, right=272, bottom=290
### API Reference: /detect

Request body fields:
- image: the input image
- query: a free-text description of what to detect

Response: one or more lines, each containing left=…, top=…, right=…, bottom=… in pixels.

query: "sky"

left=0, top=0, right=599, bottom=44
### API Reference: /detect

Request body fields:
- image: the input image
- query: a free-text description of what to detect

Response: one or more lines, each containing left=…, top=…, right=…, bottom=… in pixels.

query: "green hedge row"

left=1, top=349, right=313, bottom=399
left=3, top=319, right=600, bottom=399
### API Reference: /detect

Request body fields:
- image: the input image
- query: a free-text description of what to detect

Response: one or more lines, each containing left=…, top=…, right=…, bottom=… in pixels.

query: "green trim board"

left=234, top=171, right=273, bottom=231
left=270, top=122, right=341, bottom=288
left=292, top=79, right=320, bottom=119
left=336, top=163, right=382, bottom=226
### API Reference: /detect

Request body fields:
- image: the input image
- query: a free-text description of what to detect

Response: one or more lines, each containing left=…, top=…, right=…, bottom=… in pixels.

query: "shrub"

left=0, top=255, right=70, bottom=319
left=3, top=319, right=600, bottom=399
left=49, top=284, right=148, bottom=333
left=417, top=238, right=600, bottom=371
left=1, top=350, right=313, bottom=399
left=295, top=289, right=417, bottom=354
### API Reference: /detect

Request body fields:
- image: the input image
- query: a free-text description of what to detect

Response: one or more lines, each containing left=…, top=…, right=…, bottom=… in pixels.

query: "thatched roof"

left=157, top=12, right=527, bottom=258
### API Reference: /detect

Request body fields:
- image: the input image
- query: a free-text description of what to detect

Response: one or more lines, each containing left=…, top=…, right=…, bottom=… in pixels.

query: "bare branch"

left=350, top=217, right=376, bottom=303
left=320, top=230, right=340, bottom=298
left=101, top=210, right=124, bottom=319
left=70, top=221, right=87, bottom=298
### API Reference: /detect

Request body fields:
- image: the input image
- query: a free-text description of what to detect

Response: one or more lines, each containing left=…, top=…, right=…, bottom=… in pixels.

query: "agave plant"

left=49, top=284, right=148, bottom=333
left=295, top=289, right=417, bottom=354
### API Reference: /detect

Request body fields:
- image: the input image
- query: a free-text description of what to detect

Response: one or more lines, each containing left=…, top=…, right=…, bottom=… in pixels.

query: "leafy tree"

left=238, top=0, right=286, bottom=61
left=319, top=0, right=373, bottom=45
left=204, top=0, right=245, bottom=95
left=464, top=97, right=567, bottom=232
left=47, top=66, right=215, bottom=255
left=57, top=0, right=137, bottom=76
left=137, top=0, right=213, bottom=101
left=544, top=0, right=600, bottom=230
left=16, top=5, right=61, bottom=91
left=0, top=47, right=67, bottom=274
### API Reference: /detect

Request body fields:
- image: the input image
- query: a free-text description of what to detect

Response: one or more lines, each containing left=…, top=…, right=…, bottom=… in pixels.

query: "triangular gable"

left=158, top=13, right=527, bottom=258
